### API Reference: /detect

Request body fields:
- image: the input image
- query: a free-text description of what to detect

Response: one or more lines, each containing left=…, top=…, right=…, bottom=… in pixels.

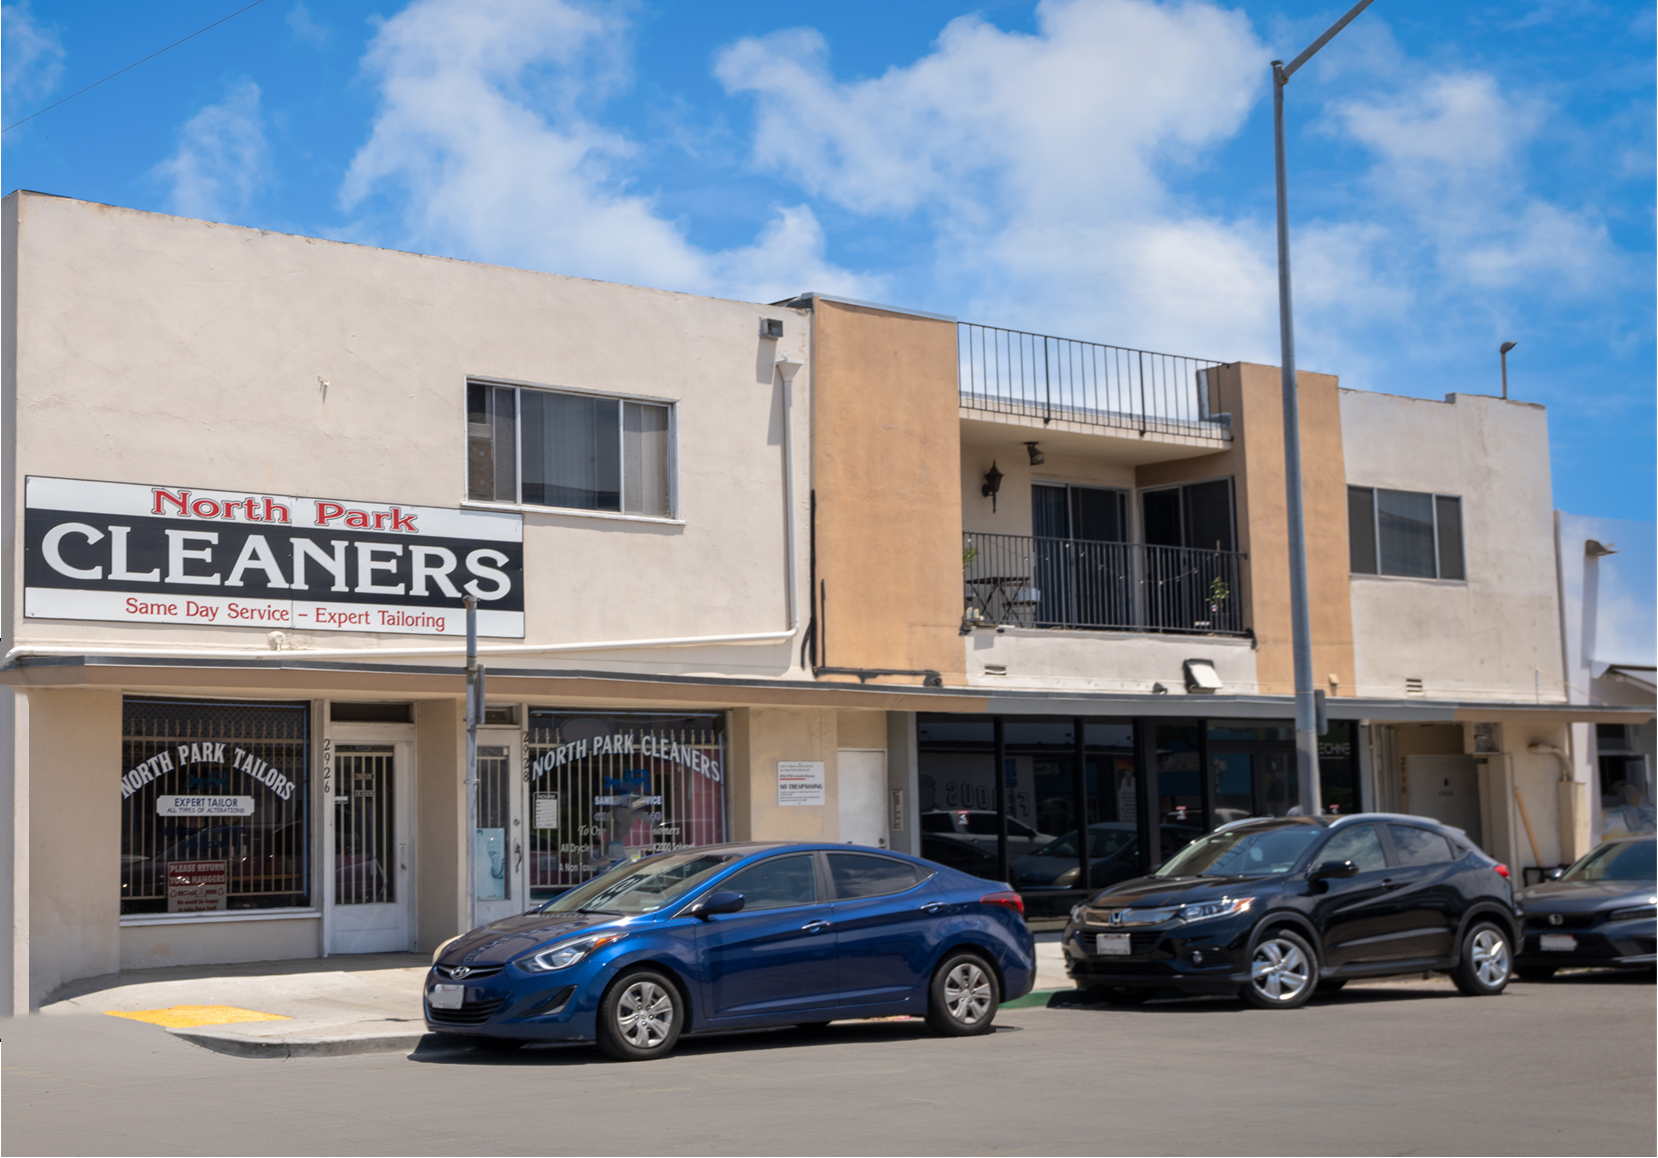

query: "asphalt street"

left=4, top=971, right=1653, bottom=1157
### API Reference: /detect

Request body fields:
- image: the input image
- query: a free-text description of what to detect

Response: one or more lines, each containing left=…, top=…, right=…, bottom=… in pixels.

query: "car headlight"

left=1608, top=903, right=1657, bottom=923
left=431, top=935, right=462, bottom=964
left=520, top=933, right=622, bottom=973
left=1175, top=897, right=1253, bottom=923
left=1053, top=867, right=1080, bottom=887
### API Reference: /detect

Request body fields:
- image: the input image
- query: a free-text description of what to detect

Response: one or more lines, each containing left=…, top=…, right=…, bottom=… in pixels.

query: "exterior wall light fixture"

left=1024, top=441, right=1044, bottom=465
left=982, top=461, right=1004, bottom=511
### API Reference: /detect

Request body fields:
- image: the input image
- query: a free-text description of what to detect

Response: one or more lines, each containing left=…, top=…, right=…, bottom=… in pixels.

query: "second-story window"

left=1347, top=486, right=1465, bottom=580
left=467, top=382, right=673, bottom=518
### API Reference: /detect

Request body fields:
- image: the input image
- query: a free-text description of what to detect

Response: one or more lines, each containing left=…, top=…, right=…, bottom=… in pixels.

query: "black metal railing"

left=958, top=323, right=1230, bottom=440
left=962, top=532, right=1245, bottom=635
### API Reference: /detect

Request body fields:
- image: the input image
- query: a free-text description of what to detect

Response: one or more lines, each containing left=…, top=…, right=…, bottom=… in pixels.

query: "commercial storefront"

left=918, top=714, right=1360, bottom=922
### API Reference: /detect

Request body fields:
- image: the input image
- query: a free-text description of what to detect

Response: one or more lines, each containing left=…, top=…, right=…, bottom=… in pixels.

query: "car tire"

left=596, top=969, right=684, bottom=1061
left=1452, top=922, right=1512, bottom=996
left=1515, top=966, right=1555, bottom=982
left=925, top=952, right=1000, bottom=1036
left=1239, top=929, right=1317, bottom=1010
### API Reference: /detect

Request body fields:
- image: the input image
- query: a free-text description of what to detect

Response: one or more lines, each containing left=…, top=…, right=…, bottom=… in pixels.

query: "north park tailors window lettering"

left=121, top=699, right=311, bottom=915
left=24, top=476, right=525, bottom=636
left=1347, top=487, right=1466, bottom=581
left=467, top=381, right=673, bottom=517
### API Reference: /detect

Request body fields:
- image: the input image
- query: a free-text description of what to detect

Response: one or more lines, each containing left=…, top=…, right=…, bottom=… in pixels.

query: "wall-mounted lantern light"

left=982, top=461, right=1004, bottom=512
left=1024, top=441, right=1044, bottom=465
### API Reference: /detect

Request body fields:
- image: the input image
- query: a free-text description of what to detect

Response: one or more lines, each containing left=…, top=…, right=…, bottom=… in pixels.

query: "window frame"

left=462, top=376, right=681, bottom=523
left=1346, top=486, right=1466, bottom=582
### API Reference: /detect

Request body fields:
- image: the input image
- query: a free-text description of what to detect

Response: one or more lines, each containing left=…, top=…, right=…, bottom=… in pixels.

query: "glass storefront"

left=525, top=711, right=727, bottom=901
left=120, top=697, right=311, bottom=915
left=918, top=713, right=1350, bottom=924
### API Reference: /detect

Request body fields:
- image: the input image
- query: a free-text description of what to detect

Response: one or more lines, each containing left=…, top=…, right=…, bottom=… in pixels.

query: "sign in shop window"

left=25, top=476, right=524, bottom=637
left=121, top=698, right=310, bottom=916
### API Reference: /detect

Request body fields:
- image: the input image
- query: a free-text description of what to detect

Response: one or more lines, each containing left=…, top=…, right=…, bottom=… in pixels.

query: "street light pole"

left=1273, top=0, right=1375, bottom=820
left=464, top=596, right=481, bottom=934
left=1500, top=341, right=1517, bottom=400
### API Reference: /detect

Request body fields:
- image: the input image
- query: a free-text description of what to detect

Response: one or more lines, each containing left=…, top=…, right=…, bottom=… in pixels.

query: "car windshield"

left=540, top=851, right=741, bottom=915
left=1560, top=839, right=1656, bottom=882
left=1154, top=826, right=1323, bottom=878
left=1031, top=827, right=1135, bottom=859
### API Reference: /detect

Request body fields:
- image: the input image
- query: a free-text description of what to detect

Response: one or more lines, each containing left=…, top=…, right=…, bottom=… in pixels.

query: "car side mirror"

left=690, top=890, right=745, bottom=919
left=1546, top=868, right=1565, bottom=881
left=1308, top=859, right=1360, bottom=881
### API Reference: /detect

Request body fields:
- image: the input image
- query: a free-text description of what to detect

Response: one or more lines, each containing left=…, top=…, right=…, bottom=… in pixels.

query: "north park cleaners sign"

left=25, top=477, right=524, bottom=637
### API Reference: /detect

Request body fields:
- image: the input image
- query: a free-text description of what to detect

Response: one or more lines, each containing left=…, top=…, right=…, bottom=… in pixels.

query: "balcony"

left=959, top=323, right=1231, bottom=442
left=963, top=532, right=1246, bottom=636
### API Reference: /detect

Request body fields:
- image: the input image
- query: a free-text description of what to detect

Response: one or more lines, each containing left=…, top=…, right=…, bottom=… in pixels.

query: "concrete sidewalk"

left=40, top=953, right=433, bottom=1058
left=35, top=940, right=1074, bottom=1060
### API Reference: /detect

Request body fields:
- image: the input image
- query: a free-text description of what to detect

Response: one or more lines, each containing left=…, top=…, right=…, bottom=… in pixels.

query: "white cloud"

left=715, top=0, right=1274, bottom=353
left=287, top=2, right=329, bottom=46
left=2, top=1, right=65, bottom=108
left=152, top=81, right=271, bottom=221
left=338, top=0, right=877, bottom=304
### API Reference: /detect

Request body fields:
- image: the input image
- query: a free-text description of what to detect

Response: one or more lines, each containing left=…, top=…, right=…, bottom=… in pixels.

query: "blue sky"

left=3, top=0, right=1653, bottom=520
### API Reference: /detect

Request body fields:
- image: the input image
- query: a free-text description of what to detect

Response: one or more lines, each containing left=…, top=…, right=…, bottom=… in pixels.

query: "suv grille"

left=428, top=996, right=507, bottom=1025
left=1524, top=913, right=1599, bottom=931
left=435, top=963, right=504, bottom=980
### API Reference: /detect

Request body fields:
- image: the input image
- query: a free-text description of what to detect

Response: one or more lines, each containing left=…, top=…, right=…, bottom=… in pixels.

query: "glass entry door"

left=330, top=742, right=411, bottom=953
left=475, top=735, right=526, bottom=925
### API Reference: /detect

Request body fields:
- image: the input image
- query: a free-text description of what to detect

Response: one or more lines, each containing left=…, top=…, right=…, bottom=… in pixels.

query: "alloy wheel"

left=1250, top=937, right=1312, bottom=1003
left=616, top=980, right=674, bottom=1049
left=944, top=961, right=993, bottom=1025
left=1470, top=928, right=1509, bottom=989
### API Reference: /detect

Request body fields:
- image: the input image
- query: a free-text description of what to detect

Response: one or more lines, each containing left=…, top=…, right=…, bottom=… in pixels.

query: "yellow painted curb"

left=105, top=1005, right=293, bottom=1028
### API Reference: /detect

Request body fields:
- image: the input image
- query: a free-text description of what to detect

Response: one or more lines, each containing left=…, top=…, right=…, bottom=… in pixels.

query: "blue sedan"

left=424, top=842, right=1035, bottom=1060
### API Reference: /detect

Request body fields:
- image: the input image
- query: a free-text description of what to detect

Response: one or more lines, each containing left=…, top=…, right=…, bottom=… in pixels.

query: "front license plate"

left=1539, top=934, right=1577, bottom=952
left=1096, top=933, right=1132, bottom=956
left=429, top=983, right=465, bottom=1009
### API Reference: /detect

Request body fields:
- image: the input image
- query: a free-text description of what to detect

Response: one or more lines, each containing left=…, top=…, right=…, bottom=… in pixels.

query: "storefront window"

left=120, top=698, right=310, bottom=915
left=1319, top=722, right=1358, bottom=815
left=525, top=712, right=726, bottom=900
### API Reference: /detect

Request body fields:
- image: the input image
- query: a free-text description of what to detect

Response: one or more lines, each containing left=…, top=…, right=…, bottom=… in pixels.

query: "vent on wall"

left=982, top=664, right=1008, bottom=676
left=1404, top=678, right=1425, bottom=697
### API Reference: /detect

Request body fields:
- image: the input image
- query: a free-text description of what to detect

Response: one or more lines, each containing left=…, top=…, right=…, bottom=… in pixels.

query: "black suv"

left=1063, top=814, right=1519, bottom=1009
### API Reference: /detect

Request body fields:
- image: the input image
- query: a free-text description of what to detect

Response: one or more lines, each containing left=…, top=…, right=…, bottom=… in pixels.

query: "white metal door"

left=329, top=739, right=413, bottom=953
left=475, top=733, right=526, bottom=925
left=838, top=749, right=888, bottom=848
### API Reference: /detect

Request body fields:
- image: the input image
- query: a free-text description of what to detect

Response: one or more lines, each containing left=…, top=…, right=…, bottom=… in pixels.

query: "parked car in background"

left=1513, top=835, right=1656, bottom=980
left=426, top=842, right=1035, bottom=1060
left=1062, top=814, right=1520, bottom=1009
left=920, top=810, right=1055, bottom=856
left=1011, top=823, right=1204, bottom=890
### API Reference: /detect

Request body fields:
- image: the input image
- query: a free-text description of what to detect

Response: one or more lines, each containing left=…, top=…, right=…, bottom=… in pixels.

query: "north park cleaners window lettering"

left=25, top=477, right=524, bottom=637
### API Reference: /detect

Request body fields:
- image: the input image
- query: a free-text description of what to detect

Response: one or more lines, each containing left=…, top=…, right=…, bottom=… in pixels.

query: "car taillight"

left=1493, top=863, right=1510, bottom=878
left=981, top=891, right=1024, bottom=915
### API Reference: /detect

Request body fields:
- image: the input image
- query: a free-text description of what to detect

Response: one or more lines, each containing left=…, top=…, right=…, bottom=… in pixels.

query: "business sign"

left=777, top=761, right=825, bottom=806
left=25, top=477, right=524, bottom=637
left=156, top=795, right=256, bottom=816
left=167, top=860, right=228, bottom=913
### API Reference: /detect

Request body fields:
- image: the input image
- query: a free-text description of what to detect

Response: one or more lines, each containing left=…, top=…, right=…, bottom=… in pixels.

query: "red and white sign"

left=167, top=860, right=228, bottom=913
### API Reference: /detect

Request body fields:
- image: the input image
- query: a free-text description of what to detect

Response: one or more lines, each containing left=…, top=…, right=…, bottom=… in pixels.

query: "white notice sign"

left=778, top=761, right=826, bottom=806
left=534, top=792, right=560, bottom=830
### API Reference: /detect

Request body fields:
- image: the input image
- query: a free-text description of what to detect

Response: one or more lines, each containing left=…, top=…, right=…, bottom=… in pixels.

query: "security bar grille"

left=526, top=714, right=726, bottom=900
left=959, top=323, right=1230, bottom=440
left=335, top=748, right=394, bottom=905
left=120, top=698, right=310, bottom=915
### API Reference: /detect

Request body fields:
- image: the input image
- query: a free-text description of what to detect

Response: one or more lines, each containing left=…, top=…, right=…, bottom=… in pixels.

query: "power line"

left=2, top=0, right=271, bottom=135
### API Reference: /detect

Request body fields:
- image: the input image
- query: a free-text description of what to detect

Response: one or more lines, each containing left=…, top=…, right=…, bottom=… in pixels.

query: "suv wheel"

left=1452, top=922, right=1511, bottom=996
left=1240, top=930, right=1317, bottom=1010
left=596, top=970, right=683, bottom=1061
left=926, top=952, right=999, bottom=1036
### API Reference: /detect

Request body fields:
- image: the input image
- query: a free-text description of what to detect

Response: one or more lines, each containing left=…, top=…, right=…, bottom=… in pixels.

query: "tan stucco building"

left=2, top=191, right=1645, bottom=1012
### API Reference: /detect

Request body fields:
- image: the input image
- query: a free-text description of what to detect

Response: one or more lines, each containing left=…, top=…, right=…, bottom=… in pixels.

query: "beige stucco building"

left=2, top=191, right=1644, bottom=1012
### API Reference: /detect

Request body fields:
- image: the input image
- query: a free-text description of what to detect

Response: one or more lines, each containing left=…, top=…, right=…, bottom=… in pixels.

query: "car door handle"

left=920, top=902, right=948, bottom=914
left=800, top=920, right=832, bottom=934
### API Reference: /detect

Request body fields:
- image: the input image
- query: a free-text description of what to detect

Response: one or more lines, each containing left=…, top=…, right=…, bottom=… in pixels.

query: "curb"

left=167, top=1027, right=428, bottom=1059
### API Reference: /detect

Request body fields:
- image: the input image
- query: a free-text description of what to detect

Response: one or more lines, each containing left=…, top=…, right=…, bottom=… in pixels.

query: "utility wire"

left=2, top=0, right=270, bottom=134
